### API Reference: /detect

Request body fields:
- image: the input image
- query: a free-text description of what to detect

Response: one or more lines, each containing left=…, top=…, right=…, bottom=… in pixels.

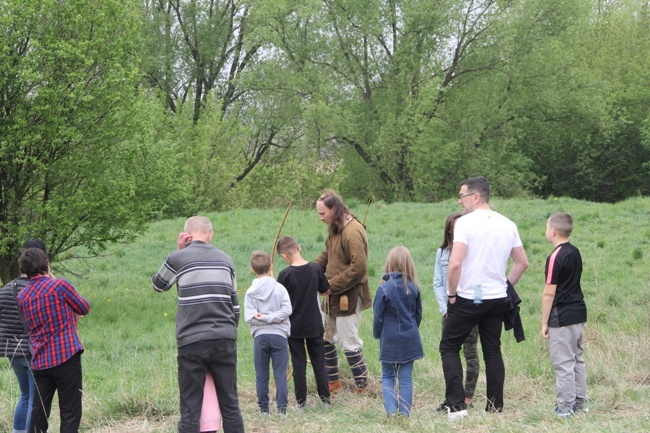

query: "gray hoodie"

left=244, top=276, right=292, bottom=338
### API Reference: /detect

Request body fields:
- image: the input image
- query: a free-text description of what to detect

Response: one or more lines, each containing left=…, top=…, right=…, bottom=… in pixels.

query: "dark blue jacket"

left=372, top=272, right=423, bottom=363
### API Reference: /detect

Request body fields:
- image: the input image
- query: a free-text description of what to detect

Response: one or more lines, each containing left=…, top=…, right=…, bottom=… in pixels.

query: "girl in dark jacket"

left=373, top=246, right=423, bottom=418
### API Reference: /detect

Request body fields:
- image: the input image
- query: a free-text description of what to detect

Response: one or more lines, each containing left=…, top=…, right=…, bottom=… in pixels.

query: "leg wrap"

left=323, top=341, right=339, bottom=382
left=345, top=348, right=368, bottom=389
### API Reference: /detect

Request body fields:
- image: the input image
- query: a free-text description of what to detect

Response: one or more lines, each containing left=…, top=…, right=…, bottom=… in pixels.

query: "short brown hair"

left=277, top=236, right=299, bottom=255
left=19, top=248, right=49, bottom=278
left=548, top=212, right=573, bottom=237
left=460, top=176, right=490, bottom=202
left=251, top=250, right=272, bottom=275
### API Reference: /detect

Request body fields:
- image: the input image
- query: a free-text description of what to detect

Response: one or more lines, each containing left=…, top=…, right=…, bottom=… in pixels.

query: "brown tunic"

left=314, top=218, right=372, bottom=317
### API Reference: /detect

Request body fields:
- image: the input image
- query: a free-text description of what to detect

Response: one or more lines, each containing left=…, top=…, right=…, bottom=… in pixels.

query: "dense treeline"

left=1, top=0, right=649, bottom=281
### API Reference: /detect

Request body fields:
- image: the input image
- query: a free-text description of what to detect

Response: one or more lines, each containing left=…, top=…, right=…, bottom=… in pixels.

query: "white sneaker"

left=448, top=409, right=468, bottom=421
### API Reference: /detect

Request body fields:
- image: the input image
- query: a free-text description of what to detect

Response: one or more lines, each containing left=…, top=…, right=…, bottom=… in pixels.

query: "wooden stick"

left=271, top=199, right=294, bottom=276
left=271, top=199, right=295, bottom=381
left=363, top=193, right=373, bottom=226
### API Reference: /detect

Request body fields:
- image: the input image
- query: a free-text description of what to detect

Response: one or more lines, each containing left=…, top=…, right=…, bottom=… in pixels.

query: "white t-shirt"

left=453, top=209, right=523, bottom=300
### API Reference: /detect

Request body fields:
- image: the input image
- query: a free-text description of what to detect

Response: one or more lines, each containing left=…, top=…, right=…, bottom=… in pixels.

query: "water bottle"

left=473, top=284, right=483, bottom=305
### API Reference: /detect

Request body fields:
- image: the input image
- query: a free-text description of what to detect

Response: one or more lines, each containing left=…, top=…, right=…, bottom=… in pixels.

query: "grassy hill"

left=1, top=197, right=649, bottom=432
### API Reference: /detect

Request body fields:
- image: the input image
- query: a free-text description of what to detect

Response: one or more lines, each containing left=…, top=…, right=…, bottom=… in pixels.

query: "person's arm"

left=326, top=225, right=367, bottom=295
left=372, top=286, right=386, bottom=339
left=433, top=248, right=448, bottom=315
left=447, top=241, right=467, bottom=304
left=152, top=258, right=177, bottom=293
left=317, top=267, right=331, bottom=295
left=61, top=280, right=90, bottom=316
left=507, top=246, right=529, bottom=286
left=273, top=286, right=293, bottom=322
left=243, top=293, right=257, bottom=323
left=541, top=283, right=557, bottom=339
left=231, top=273, right=240, bottom=326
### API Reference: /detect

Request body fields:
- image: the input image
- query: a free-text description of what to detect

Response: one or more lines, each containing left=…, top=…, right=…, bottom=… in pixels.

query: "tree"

left=255, top=0, right=547, bottom=201
left=136, top=0, right=649, bottom=206
left=502, top=0, right=650, bottom=201
left=141, top=0, right=293, bottom=207
left=0, top=0, right=167, bottom=283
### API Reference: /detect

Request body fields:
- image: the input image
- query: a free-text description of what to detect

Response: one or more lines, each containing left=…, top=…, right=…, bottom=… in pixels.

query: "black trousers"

left=439, top=297, right=508, bottom=412
left=288, top=335, right=330, bottom=404
left=31, top=352, right=83, bottom=433
left=177, top=338, right=244, bottom=433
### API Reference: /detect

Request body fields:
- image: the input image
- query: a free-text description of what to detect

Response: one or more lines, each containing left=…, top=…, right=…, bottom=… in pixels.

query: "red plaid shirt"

left=18, top=275, right=90, bottom=370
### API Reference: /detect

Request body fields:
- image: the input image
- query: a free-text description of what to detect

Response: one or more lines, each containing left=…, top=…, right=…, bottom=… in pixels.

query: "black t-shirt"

left=277, top=262, right=330, bottom=338
left=545, top=242, right=587, bottom=327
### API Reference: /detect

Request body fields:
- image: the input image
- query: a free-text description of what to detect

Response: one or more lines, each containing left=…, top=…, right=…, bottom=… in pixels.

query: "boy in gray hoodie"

left=244, top=251, right=292, bottom=415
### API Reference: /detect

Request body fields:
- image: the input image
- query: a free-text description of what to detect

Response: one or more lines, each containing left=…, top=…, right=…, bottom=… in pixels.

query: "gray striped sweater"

left=152, top=241, right=240, bottom=347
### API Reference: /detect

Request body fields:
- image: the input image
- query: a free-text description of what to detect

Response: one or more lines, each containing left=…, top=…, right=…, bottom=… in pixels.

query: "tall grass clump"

left=1, top=197, right=648, bottom=432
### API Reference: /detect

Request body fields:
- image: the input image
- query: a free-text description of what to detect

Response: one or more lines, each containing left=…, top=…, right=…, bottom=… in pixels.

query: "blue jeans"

left=11, top=356, right=34, bottom=433
left=381, top=361, right=414, bottom=416
left=253, top=334, right=289, bottom=413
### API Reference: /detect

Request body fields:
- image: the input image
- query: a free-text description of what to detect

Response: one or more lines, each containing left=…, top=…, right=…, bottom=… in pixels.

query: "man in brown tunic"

left=314, top=190, right=372, bottom=393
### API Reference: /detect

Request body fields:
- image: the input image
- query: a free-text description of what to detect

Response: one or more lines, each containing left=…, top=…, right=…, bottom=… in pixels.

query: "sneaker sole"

left=448, top=409, right=468, bottom=421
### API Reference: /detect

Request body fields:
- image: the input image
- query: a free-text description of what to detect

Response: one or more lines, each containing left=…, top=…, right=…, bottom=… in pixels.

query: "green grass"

left=1, top=197, right=649, bottom=432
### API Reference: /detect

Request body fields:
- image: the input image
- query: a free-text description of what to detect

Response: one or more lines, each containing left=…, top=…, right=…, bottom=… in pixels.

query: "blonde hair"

left=383, top=246, right=419, bottom=293
left=184, top=216, right=213, bottom=235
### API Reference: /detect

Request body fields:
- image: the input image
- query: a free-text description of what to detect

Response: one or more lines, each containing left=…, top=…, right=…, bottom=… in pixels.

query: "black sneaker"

left=574, top=397, right=589, bottom=413
left=436, top=400, right=450, bottom=412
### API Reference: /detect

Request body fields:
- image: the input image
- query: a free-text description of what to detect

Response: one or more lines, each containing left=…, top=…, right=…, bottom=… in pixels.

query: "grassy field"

left=1, top=197, right=649, bottom=432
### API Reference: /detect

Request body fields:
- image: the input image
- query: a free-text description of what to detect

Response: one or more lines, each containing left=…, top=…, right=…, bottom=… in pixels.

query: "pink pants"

left=200, top=372, right=222, bottom=432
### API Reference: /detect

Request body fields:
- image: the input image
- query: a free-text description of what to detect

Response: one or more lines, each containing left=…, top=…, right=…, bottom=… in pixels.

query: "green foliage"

left=135, top=0, right=650, bottom=208
left=0, top=0, right=175, bottom=283
left=230, top=148, right=341, bottom=210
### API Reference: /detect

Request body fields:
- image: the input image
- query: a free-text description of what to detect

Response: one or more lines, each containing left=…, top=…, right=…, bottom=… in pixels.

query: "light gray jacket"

left=244, top=276, right=292, bottom=338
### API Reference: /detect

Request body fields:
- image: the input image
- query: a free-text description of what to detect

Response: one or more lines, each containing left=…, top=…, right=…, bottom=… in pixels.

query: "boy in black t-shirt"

left=541, top=212, right=588, bottom=417
left=277, top=236, right=331, bottom=407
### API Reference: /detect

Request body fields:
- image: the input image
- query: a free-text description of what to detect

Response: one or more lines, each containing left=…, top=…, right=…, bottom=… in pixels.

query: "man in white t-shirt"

left=440, top=176, right=529, bottom=420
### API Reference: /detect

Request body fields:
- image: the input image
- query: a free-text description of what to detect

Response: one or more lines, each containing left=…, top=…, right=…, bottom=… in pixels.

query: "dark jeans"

left=31, top=351, right=83, bottom=433
left=441, top=316, right=480, bottom=398
left=253, top=334, right=289, bottom=412
left=177, top=339, right=244, bottom=433
left=288, top=335, right=330, bottom=404
left=440, top=296, right=508, bottom=412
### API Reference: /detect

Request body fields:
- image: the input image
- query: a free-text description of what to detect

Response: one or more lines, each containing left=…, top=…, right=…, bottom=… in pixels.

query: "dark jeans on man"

left=31, top=351, right=83, bottom=433
left=441, top=316, right=480, bottom=399
left=288, top=334, right=330, bottom=405
left=177, top=338, right=244, bottom=433
left=440, top=296, right=508, bottom=412
left=253, top=334, right=289, bottom=413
